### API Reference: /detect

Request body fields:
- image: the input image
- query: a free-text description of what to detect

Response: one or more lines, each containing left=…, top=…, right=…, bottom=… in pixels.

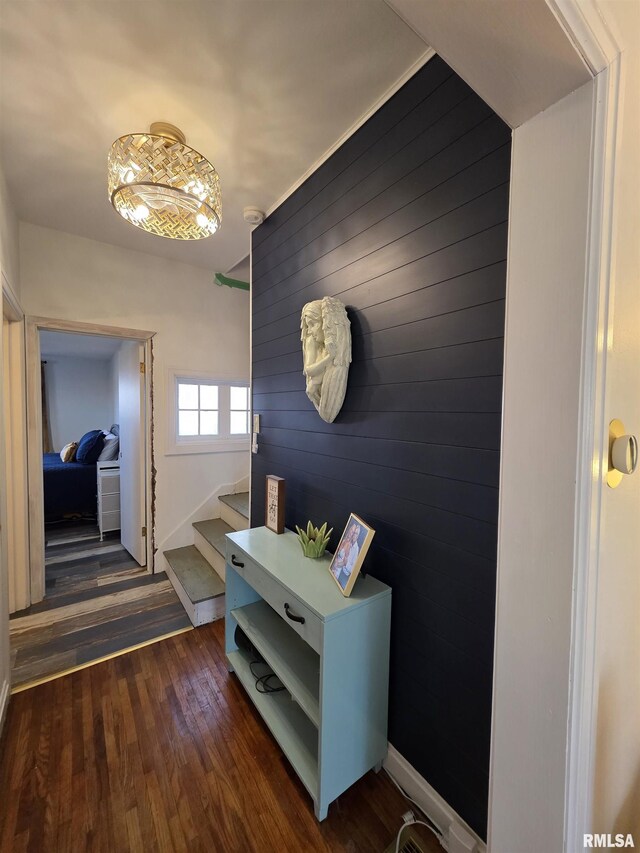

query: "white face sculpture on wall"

left=300, top=297, right=352, bottom=424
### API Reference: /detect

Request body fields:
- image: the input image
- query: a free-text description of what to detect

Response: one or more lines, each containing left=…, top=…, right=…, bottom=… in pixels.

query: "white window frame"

left=166, top=368, right=250, bottom=455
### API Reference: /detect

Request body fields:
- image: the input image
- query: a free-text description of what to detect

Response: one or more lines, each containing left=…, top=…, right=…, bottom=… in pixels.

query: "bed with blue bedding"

left=43, top=453, right=97, bottom=521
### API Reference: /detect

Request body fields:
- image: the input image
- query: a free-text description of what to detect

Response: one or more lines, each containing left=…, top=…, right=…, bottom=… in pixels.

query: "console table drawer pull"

left=284, top=603, right=305, bottom=624
left=231, top=554, right=245, bottom=568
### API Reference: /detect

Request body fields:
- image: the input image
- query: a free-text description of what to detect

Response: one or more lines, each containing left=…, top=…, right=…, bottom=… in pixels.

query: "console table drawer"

left=227, top=544, right=322, bottom=653
left=264, top=582, right=321, bottom=654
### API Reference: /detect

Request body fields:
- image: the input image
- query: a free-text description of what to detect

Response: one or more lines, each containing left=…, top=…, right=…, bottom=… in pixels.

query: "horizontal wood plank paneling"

left=253, top=258, right=507, bottom=349
left=252, top=112, right=506, bottom=295
left=254, top=441, right=499, bottom=522
left=252, top=58, right=457, bottom=255
left=252, top=173, right=509, bottom=317
left=254, top=375, right=503, bottom=414
left=254, top=302, right=506, bottom=369
left=251, top=55, right=510, bottom=839
left=253, top=220, right=509, bottom=332
left=253, top=79, right=482, bottom=275
left=252, top=474, right=498, bottom=604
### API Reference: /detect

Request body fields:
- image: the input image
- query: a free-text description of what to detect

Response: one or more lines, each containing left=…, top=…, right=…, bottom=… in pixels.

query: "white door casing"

left=0, top=279, right=13, bottom=725
left=3, top=321, right=28, bottom=609
left=118, top=340, right=146, bottom=566
left=2, top=282, right=29, bottom=614
left=25, top=317, right=155, bottom=603
left=577, top=0, right=640, bottom=839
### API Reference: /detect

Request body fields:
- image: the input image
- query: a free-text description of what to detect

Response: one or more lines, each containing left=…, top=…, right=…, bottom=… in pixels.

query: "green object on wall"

left=214, top=272, right=250, bottom=291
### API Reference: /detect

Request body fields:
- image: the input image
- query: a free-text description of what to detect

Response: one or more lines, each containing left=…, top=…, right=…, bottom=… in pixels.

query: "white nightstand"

left=97, top=460, right=121, bottom=540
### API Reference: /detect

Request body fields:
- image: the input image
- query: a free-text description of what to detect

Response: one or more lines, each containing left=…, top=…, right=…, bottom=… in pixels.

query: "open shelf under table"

left=227, top=647, right=319, bottom=801
left=231, top=600, right=320, bottom=726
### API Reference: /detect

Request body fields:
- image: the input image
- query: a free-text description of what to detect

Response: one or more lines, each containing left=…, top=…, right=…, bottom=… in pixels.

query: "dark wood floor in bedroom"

left=9, top=522, right=191, bottom=689
left=0, top=619, right=441, bottom=853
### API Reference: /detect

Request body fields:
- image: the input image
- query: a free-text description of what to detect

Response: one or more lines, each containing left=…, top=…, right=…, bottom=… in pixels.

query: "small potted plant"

left=295, top=521, right=332, bottom=558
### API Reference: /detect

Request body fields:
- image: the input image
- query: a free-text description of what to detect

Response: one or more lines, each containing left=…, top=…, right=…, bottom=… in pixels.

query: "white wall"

left=0, top=163, right=19, bottom=302
left=43, top=355, right=115, bottom=451
left=110, top=351, right=119, bottom=425
left=0, top=311, right=10, bottom=725
left=591, top=0, right=640, bottom=839
left=19, top=223, right=251, bottom=561
left=489, top=80, right=595, bottom=853
left=0, top=162, right=19, bottom=725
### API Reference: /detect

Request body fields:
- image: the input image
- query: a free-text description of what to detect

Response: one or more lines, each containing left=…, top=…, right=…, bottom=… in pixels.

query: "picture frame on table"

left=328, top=513, right=375, bottom=597
left=265, top=475, right=285, bottom=534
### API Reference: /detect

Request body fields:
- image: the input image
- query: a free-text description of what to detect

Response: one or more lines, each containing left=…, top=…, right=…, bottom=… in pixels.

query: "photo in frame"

left=328, top=513, right=375, bottom=597
left=265, top=475, right=285, bottom=533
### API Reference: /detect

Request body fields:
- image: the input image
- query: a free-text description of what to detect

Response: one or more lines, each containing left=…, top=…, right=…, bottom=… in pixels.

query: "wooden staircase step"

left=192, top=518, right=233, bottom=557
left=163, top=546, right=225, bottom=627
left=164, top=546, right=224, bottom=602
left=219, top=492, right=249, bottom=521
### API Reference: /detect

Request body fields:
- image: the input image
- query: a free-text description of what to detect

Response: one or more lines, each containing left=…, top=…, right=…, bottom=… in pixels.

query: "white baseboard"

left=0, top=678, right=10, bottom=734
left=384, top=744, right=485, bottom=853
left=233, top=474, right=250, bottom=494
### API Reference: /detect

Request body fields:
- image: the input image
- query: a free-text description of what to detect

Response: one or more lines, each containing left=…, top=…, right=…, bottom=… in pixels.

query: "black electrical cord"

left=249, top=660, right=285, bottom=694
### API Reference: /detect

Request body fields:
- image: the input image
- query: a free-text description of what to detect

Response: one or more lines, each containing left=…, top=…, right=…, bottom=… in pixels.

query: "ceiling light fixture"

left=107, top=122, right=221, bottom=240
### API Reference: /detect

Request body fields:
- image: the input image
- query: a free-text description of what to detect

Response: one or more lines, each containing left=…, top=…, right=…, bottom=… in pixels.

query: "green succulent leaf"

left=296, top=520, right=332, bottom=557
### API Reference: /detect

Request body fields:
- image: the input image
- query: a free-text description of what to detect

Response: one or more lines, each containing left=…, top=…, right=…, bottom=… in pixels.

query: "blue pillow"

left=76, top=430, right=105, bottom=464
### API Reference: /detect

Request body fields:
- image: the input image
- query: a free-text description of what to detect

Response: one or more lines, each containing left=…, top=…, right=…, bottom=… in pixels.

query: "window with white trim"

left=178, top=381, right=219, bottom=437
left=169, top=371, right=250, bottom=454
left=230, top=385, right=250, bottom=435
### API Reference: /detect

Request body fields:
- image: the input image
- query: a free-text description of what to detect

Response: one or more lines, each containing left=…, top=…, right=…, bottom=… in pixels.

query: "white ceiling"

left=40, top=330, right=122, bottom=360
left=388, top=0, right=591, bottom=128
left=0, top=1, right=427, bottom=272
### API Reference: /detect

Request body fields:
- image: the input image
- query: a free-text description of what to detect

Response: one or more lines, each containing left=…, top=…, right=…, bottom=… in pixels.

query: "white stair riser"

left=165, top=561, right=225, bottom=627
left=191, top=594, right=226, bottom=627
left=220, top=503, right=249, bottom=532
left=194, top=530, right=226, bottom=583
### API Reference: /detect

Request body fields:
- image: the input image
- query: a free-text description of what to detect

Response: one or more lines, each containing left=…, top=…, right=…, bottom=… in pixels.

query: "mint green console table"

left=225, top=527, right=391, bottom=821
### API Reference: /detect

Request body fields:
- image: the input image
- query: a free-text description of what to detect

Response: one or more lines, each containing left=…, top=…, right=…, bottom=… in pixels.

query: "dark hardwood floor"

left=9, top=522, right=191, bottom=689
left=0, top=620, right=441, bottom=853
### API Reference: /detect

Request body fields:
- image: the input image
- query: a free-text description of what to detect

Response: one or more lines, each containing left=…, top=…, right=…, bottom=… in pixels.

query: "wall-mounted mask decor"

left=300, top=297, right=351, bottom=423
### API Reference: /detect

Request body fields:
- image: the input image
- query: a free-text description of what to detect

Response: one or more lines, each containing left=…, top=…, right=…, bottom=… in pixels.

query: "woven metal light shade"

left=107, top=122, right=221, bottom=240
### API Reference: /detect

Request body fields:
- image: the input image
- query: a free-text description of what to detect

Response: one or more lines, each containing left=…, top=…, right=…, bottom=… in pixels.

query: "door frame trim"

left=2, top=273, right=29, bottom=613
left=564, top=54, right=622, bottom=853
left=25, top=316, right=155, bottom=604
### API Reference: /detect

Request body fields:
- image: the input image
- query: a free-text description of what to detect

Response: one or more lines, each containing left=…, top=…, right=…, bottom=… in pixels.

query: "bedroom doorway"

left=38, top=330, right=139, bottom=599
left=25, top=317, right=155, bottom=607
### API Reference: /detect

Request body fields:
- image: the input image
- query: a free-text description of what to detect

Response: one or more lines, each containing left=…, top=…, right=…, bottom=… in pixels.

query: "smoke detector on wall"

left=243, top=207, right=265, bottom=225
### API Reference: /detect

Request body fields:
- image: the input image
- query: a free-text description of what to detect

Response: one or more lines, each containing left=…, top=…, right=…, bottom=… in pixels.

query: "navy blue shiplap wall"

left=250, top=56, right=510, bottom=837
